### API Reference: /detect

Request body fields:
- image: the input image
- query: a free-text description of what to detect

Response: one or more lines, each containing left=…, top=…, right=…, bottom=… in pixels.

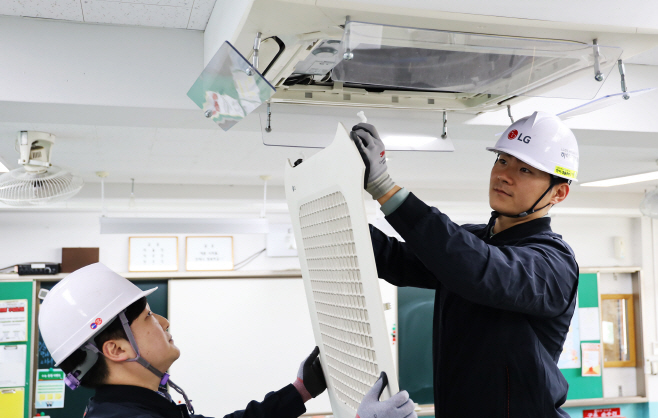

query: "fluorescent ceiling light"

left=581, top=171, right=658, bottom=187
left=381, top=135, right=454, bottom=152
left=383, top=135, right=436, bottom=147
left=100, top=217, right=269, bottom=234
left=0, top=161, right=9, bottom=173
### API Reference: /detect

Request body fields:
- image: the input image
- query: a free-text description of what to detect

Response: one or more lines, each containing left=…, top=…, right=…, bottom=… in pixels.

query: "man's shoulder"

left=460, top=223, right=488, bottom=234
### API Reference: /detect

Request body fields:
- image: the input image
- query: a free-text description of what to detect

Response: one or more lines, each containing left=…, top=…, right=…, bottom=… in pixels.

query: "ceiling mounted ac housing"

left=223, top=0, right=658, bottom=114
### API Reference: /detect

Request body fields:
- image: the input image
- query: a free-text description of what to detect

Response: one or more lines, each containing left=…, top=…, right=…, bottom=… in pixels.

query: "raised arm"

left=370, top=225, right=437, bottom=290
left=385, top=193, right=578, bottom=317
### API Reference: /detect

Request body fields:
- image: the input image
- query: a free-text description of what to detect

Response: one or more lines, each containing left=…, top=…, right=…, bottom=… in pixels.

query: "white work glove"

left=351, top=123, right=396, bottom=200
left=356, top=372, right=417, bottom=418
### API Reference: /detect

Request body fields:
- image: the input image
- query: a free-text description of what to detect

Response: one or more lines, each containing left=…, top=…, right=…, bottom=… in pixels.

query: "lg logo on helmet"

left=508, top=129, right=531, bottom=144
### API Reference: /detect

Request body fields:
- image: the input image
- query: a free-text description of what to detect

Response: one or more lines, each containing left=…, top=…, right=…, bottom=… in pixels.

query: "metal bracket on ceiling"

left=507, top=105, right=514, bottom=123
left=441, top=111, right=448, bottom=139
left=593, top=39, right=604, bottom=82
left=265, top=102, right=272, bottom=132
left=247, top=32, right=262, bottom=76
left=618, top=59, right=630, bottom=100
left=343, top=16, right=354, bottom=60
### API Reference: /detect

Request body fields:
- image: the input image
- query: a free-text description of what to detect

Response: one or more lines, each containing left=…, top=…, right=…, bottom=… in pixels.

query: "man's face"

left=130, top=303, right=180, bottom=372
left=489, top=153, right=553, bottom=215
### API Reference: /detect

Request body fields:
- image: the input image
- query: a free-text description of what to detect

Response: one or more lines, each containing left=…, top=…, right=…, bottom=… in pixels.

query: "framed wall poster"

left=186, top=236, right=234, bottom=271
left=129, top=237, right=179, bottom=272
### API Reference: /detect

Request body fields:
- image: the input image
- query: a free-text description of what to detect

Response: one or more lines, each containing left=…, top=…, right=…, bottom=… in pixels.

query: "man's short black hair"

left=551, top=175, right=571, bottom=186
left=59, top=296, right=147, bottom=388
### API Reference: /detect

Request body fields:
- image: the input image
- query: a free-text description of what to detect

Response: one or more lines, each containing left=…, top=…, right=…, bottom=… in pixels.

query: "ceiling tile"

left=0, top=0, right=83, bottom=21
left=150, top=138, right=202, bottom=157
left=82, top=0, right=191, bottom=28
left=187, top=0, right=216, bottom=30
left=95, top=0, right=193, bottom=6
left=154, top=127, right=216, bottom=143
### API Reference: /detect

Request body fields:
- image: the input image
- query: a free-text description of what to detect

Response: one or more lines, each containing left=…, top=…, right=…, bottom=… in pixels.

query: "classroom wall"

left=0, top=211, right=300, bottom=273
left=0, top=207, right=642, bottom=272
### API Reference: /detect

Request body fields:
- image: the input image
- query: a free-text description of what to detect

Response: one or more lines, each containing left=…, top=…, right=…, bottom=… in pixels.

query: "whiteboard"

left=168, top=278, right=332, bottom=415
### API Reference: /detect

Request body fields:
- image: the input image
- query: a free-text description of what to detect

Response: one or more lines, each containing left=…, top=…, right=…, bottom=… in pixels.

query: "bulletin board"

left=0, top=281, right=34, bottom=418
left=562, top=273, right=604, bottom=400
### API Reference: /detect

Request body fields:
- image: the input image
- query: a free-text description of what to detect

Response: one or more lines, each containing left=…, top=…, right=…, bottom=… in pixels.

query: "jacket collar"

left=484, top=212, right=553, bottom=243
left=93, top=384, right=189, bottom=418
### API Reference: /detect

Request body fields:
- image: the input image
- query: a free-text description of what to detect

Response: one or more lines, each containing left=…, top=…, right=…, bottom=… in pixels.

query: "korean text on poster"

left=35, top=369, right=66, bottom=409
left=0, top=299, right=28, bottom=342
left=583, top=407, right=623, bottom=417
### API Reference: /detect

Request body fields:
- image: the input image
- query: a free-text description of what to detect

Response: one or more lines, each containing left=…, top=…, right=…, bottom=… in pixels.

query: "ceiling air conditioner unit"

left=247, top=20, right=623, bottom=114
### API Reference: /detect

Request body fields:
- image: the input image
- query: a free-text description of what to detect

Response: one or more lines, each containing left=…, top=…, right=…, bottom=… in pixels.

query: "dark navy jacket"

left=83, top=384, right=306, bottom=418
left=370, top=193, right=579, bottom=418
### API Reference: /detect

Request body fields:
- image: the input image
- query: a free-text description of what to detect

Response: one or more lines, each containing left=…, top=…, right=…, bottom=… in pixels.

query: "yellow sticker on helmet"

left=555, top=166, right=577, bottom=179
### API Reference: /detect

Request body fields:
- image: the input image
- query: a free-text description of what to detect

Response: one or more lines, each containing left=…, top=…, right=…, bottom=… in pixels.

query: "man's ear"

left=102, top=339, right=135, bottom=363
left=550, top=183, right=570, bottom=205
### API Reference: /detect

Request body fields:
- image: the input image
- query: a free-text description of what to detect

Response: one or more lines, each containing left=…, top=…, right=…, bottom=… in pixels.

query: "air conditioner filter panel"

left=285, top=123, right=398, bottom=418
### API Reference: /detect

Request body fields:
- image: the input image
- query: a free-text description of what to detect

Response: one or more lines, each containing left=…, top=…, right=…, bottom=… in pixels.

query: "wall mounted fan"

left=0, top=131, right=83, bottom=206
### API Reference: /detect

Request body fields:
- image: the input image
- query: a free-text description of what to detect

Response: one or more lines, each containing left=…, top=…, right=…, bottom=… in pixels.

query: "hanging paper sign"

left=581, top=342, right=602, bottom=376
left=35, top=369, right=65, bottom=409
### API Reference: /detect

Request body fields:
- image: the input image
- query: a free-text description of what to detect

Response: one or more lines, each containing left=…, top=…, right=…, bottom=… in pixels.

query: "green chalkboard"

left=564, top=273, right=603, bottom=400
left=398, top=287, right=435, bottom=405
left=35, top=279, right=168, bottom=418
left=0, top=281, right=34, bottom=418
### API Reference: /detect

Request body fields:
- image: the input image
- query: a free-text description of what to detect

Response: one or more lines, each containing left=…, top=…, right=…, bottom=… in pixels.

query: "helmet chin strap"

left=64, top=310, right=195, bottom=415
left=493, top=176, right=558, bottom=219
left=117, top=311, right=195, bottom=415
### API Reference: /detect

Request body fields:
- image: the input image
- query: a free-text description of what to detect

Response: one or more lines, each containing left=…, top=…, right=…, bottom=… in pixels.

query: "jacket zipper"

left=506, top=366, right=510, bottom=418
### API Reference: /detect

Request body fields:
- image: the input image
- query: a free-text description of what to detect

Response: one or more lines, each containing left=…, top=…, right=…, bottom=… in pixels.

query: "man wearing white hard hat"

left=39, top=263, right=417, bottom=418
left=38, top=263, right=328, bottom=418
left=350, top=111, right=579, bottom=417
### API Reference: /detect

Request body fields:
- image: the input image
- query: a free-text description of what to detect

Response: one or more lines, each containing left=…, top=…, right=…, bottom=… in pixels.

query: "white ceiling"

left=627, top=46, right=658, bottom=65
left=0, top=0, right=217, bottom=30
left=342, top=0, right=658, bottom=31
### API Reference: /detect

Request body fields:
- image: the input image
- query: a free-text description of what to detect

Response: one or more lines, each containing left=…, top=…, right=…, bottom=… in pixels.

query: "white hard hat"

left=486, top=111, right=579, bottom=181
left=39, top=263, right=156, bottom=366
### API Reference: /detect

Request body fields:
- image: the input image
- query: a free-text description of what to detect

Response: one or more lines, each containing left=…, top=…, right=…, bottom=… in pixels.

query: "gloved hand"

left=356, top=372, right=417, bottom=418
left=293, top=346, right=327, bottom=402
left=351, top=123, right=396, bottom=200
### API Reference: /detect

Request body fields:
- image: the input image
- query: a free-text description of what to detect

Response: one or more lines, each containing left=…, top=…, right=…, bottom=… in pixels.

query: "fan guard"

left=0, top=166, right=84, bottom=206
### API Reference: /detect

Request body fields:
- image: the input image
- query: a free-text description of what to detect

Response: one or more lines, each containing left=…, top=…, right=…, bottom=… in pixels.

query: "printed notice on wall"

left=186, top=236, right=233, bottom=271
left=579, top=307, right=601, bottom=341
left=558, top=293, right=581, bottom=369
left=583, top=407, right=622, bottom=417
left=0, top=299, right=28, bottom=343
left=581, top=342, right=602, bottom=377
left=35, top=369, right=66, bottom=409
left=0, top=345, right=26, bottom=388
